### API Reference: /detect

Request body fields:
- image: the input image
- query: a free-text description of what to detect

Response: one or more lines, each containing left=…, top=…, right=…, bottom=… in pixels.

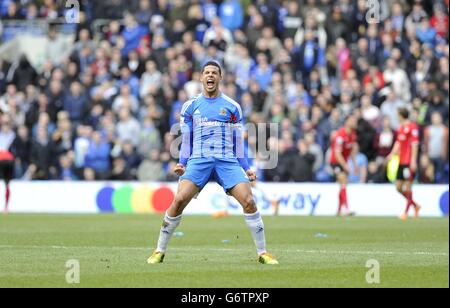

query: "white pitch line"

left=0, top=245, right=447, bottom=257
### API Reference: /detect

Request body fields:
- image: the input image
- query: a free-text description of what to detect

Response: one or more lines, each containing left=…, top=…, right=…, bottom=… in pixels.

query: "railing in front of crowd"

left=1, top=18, right=77, bottom=42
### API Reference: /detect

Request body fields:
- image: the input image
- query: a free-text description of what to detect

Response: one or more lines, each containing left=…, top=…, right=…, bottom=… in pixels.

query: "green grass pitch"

left=0, top=214, right=448, bottom=288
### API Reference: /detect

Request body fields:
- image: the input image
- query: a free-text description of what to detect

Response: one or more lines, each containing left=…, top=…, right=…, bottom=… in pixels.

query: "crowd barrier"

left=2, top=182, right=448, bottom=217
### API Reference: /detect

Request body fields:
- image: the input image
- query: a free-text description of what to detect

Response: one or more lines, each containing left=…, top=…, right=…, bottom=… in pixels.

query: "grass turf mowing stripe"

left=0, top=215, right=448, bottom=288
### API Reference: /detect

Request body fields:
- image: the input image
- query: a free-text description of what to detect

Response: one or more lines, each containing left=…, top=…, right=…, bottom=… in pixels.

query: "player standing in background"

left=329, top=115, right=358, bottom=216
left=387, top=108, right=421, bottom=220
left=147, top=61, right=279, bottom=265
left=0, top=150, right=14, bottom=214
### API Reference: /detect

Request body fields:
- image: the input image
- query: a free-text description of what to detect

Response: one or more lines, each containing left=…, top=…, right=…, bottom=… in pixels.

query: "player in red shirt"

left=386, top=108, right=421, bottom=220
left=329, top=115, right=358, bottom=216
left=0, top=150, right=14, bottom=214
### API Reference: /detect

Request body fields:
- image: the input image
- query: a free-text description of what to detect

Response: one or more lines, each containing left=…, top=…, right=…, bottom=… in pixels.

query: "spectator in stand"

left=73, top=125, right=92, bottom=173
left=0, top=115, right=15, bottom=151
left=10, top=56, right=38, bottom=92
left=2, top=1, right=21, bottom=20
left=292, top=29, right=325, bottom=84
left=121, top=13, right=148, bottom=57
left=282, top=1, right=303, bottom=41
left=116, top=108, right=140, bottom=147
left=425, top=91, right=449, bottom=125
left=348, top=144, right=369, bottom=184
left=288, top=139, right=316, bottom=182
left=251, top=53, right=273, bottom=92
left=264, top=139, right=291, bottom=182
left=0, top=0, right=12, bottom=17
left=50, top=112, right=74, bottom=164
left=419, top=154, right=436, bottom=184
left=326, top=6, right=348, bottom=45
left=140, top=60, right=163, bottom=99
left=45, top=26, right=72, bottom=65
left=391, top=2, right=406, bottom=37
left=112, top=84, right=139, bottom=115
left=203, top=16, right=234, bottom=48
left=24, top=2, right=39, bottom=20
left=137, top=149, right=165, bottom=182
left=10, top=125, right=31, bottom=178
left=0, top=60, right=7, bottom=94
left=363, top=66, right=385, bottom=91
left=381, top=91, right=406, bottom=130
left=416, top=17, right=437, bottom=46
left=59, top=153, right=78, bottom=181
left=29, top=127, right=52, bottom=180
left=219, top=0, right=244, bottom=33
left=375, top=117, right=396, bottom=162
left=120, top=140, right=141, bottom=178
left=84, top=131, right=111, bottom=180
left=367, top=161, right=385, bottom=184
left=117, top=66, right=140, bottom=99
left=110, top=157, right=132, bottom=181
left=0, top=0, right=447, bottom=185
left=423, top=113, right=449, bottom=183
left=405, top=1, right=429, bottom=33
left=135, top=0, right=153, bottom=26
left=304, top=131, right=324, bottom=175
left=430, top=4, right=449, bottom=39
left=64, top=81, right=88, bottom=125
left=383, top=58, right=411, bottom=103
left=361, top=94, right=382, bottom=130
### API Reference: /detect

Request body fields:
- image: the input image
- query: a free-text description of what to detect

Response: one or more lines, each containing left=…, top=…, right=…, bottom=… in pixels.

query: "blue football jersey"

left=179, top=93, right=247, bottom=169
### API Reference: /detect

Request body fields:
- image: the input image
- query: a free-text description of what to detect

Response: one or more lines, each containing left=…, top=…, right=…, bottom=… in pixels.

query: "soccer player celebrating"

left=147, top=61, right=279, bottom=265
left=386, top=108, right=421, bottom=220
left=0, top=150, right=14, bottom=214
left=329, top=115, right=358, bottom=216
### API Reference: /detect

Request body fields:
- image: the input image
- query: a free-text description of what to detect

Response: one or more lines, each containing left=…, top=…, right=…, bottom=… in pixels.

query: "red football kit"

left=330, top=128, right=357, bottom=165
left=396, top=122, right=420, bottom=166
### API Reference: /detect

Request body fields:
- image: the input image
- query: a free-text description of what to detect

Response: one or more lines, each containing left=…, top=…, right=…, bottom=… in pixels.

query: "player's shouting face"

left=201, top=64, right=222, bottom=97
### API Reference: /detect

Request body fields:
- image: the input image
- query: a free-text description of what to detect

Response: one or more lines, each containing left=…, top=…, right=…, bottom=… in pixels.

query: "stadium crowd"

left=0, top=0, right=448, bottom=184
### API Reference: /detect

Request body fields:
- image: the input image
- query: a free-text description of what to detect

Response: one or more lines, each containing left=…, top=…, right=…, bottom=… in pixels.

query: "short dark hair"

left=201, top=61, right=222, bottom=76
left=398, top=107, right=410, bottom=119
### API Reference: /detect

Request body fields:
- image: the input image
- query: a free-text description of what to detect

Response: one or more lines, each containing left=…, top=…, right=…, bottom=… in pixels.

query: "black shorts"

left=331, top=164, right=347, bottom=175
left=397, top=165, right=415, bottom=182
left=330, top=164, right=348, bottom=182
left=0, top=160, right=14, bottom=181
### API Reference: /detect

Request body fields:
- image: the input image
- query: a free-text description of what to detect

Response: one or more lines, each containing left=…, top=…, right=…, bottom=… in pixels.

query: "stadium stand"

left=0, top=0, right=448, bottom=184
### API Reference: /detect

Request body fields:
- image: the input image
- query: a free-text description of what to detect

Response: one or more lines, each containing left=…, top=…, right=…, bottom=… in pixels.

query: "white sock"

left=245, top=211, right=267, bottom=255
left=156, top=212, right=182, bottom=253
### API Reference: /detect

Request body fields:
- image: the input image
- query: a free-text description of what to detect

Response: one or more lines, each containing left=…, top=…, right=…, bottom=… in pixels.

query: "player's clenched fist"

left=174, top=164, right=186, bottom=176
left=246, top=169, right=257, bottom=182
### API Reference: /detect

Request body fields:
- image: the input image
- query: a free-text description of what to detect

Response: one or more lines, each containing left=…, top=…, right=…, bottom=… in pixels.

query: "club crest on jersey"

left=228, top=113, right=238, bottom=124
left=220, top=108, right=227, bottom=116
